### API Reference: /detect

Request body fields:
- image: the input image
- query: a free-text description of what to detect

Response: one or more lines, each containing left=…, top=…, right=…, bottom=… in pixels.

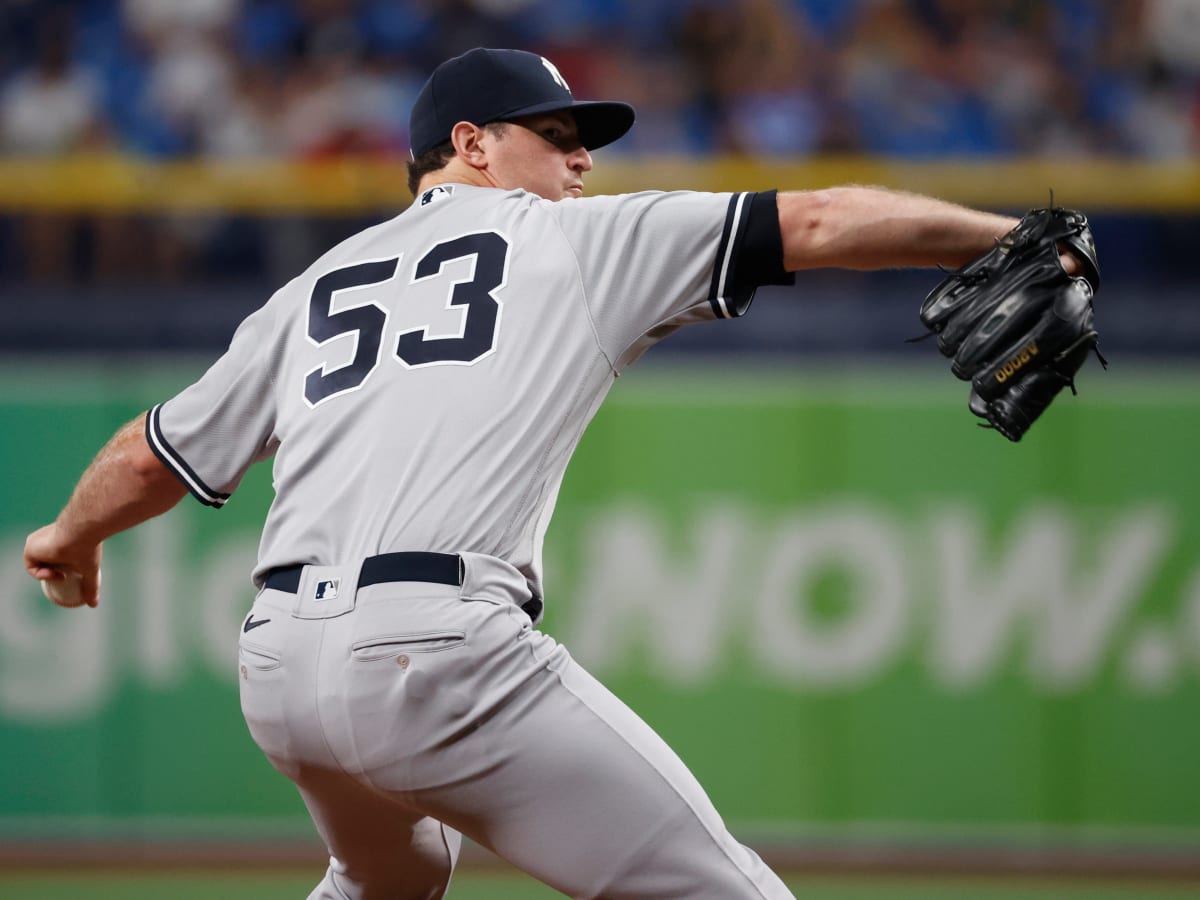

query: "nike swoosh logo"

left=243, top=616, right=271, bottom=633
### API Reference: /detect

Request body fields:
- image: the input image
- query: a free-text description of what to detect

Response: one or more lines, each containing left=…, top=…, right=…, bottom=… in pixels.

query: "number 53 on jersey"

left=303, top=231, right=510, bottom=407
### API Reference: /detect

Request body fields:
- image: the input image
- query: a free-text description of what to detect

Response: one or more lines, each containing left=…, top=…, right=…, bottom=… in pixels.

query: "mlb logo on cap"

left=408, top=48, right=635, bottom=158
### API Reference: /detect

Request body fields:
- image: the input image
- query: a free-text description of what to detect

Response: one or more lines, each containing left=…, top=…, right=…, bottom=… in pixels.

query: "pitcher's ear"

left=451, top=121, right=489, bottom=169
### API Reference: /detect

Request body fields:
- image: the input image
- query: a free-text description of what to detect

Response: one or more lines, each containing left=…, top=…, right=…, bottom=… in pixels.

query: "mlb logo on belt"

left=315, top=579, right=340, bottom=601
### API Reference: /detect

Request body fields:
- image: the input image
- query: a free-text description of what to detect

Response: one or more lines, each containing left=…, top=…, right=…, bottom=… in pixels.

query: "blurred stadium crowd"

left=2, top=0, right=1199, bottom=161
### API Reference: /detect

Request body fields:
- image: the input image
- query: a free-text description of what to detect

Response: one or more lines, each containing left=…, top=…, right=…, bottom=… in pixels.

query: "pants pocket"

left=239, top=641, right=282, bottom=671
left=350, top=632, right=466, bottom=662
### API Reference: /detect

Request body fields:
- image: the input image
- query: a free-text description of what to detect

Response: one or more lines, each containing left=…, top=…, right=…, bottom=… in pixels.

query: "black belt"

left=263, top=551, right=542, bottom=620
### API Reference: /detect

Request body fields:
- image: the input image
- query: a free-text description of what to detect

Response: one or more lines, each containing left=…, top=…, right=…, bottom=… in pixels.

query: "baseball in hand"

left=41, top=569, right=100, bottom=608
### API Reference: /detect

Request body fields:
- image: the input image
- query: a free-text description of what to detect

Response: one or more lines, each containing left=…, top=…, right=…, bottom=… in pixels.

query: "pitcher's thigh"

left=283, top=761, right=461, bottom=900
left=420, top=653, right=793, bottom=900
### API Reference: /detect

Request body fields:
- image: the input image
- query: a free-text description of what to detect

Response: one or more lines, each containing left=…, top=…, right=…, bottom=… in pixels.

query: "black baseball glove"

left=917, top=203, right=1106, bottom=442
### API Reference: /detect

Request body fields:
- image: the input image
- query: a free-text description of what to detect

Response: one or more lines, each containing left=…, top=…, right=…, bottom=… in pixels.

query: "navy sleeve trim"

left=707, top=192, right=750, bottom=319
left=145, top=404, right=230, bottom=508
left=707, top=190, right=795, bottom=319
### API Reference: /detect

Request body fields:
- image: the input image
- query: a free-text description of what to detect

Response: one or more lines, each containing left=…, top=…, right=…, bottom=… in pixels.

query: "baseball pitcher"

left=25, top=48, right=1100, bottom=899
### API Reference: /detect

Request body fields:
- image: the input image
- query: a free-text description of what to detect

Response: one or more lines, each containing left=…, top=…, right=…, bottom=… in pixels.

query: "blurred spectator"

left=141, top=29, right=237, bottom=153
left=958, top=6, right=1094, bottom=156
left=1145, top=0, right=1200, bottom=75
left=1, top=10, right=107, bottom=154
left=716, top=0, right=829, bottom=156
left=123, top=0, right=242, bottom=39
left=199, top=59, right=280, bottom=157
left=592, top=49, right=712, bottom=154
left=1116, top=0, right=1200, bottom=157
left=0, top=8, right=113, bottom=283
left=839, top=0, right=1008, bottom=156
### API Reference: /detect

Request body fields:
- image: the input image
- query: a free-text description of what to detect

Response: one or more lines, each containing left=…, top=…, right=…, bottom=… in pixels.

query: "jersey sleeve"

left=146, top=300, right=283, bottom=507
left=546, top=189, right=794, bottom=370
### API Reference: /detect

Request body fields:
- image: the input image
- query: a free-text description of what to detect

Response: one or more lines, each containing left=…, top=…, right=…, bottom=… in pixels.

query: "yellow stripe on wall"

left=0, top=155, right=1196, bottom=213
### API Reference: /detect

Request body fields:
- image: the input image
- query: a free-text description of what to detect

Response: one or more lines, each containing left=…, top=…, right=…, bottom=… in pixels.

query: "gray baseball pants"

left=237, top=552, right=793, bottom=899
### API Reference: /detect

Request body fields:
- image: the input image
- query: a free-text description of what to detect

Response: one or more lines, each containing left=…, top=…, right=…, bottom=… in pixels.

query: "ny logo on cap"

left=541, top=57, right=570, bottom=93
left=315, top=579, right=340, bottom=601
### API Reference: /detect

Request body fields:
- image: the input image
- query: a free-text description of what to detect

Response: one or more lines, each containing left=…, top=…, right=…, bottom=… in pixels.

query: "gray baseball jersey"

left=160, top=183, right=797, bottom=898
left=147, top=184, right=792, bottom=612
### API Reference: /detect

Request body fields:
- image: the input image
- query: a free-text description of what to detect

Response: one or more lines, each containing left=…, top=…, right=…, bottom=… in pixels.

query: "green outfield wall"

left=2, top=361, right=1198, bottom=852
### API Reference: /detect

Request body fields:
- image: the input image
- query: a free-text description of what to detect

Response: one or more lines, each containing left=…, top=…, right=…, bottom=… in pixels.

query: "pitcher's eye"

left=541, top=128, right=583, bottom=152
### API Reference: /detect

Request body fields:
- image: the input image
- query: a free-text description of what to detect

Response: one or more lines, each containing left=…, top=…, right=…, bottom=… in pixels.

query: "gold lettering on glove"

left=995, top=341, right=1039, bottom=383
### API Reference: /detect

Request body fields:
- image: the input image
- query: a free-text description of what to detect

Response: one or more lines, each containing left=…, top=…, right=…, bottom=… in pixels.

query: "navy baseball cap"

left=409, top=48, right=636, bottom=157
